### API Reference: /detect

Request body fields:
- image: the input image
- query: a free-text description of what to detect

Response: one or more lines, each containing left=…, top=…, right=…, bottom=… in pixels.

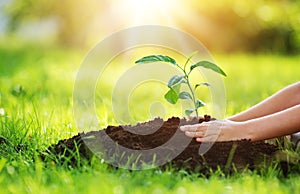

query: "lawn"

left=0, top=43, right=299, bottom=194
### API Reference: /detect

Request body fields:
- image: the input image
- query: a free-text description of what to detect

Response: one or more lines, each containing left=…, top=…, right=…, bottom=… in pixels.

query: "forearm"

left=228, top=82, right=300, bottom=122
left=245, top=104, right=300, bottom=141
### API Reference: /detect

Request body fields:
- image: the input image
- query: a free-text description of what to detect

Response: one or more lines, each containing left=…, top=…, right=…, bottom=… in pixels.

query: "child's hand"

left=180, top=120, right=249, bottom=142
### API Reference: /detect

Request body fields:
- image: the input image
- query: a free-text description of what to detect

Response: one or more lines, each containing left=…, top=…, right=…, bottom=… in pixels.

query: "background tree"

left=4, top=0, right=104, bottom=46
left=4, top=0, right=300, bottom=53
left=187, top=0, right=300, bottom=53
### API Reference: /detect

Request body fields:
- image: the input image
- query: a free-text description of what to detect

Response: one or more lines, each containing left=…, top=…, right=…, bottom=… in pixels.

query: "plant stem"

left=182, top=56, right=198, bottom=117
left=184, top=72, right=198, bottom=117
left=183, top=56, right=198, bottom=117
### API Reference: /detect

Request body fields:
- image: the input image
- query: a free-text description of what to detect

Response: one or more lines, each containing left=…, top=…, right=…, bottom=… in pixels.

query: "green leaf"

left=168, top=75, right=185, bottom=87
left=196, top=100, right=206, bottom=108
left=185, top=109, right=194, bottom=116
left=195, top=82, right=211, bottom=89
left=135, top=55, right=177, bottom=65
left=172, top=84, right=181, bottom=94
left=190, top=61, right=227, bottom=76
left=164, top=88, right=179, bottom=104
left=184, top=51, right=198, bottom=70
left=179, top=92, right=192, bottom=100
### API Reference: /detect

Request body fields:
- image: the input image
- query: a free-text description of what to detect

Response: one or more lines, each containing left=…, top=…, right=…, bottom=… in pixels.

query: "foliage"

left=136, top=52, right=226, bottom=117
left=3, top=0, right=101, bottom=46
left=3, top=0, right=300, bottom=53
left=188, top=0, right=300, bottom=53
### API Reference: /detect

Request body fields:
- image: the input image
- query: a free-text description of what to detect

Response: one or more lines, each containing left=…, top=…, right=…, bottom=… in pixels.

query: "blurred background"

left=0, top=0, right=298, bottom=146
left=1, top=0, right=299, bottom=54
left=0, top=0, right=299, bottom=129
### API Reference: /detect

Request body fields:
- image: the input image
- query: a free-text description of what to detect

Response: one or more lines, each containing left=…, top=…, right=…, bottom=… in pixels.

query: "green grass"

left=0, top=43, right=299, bottom=194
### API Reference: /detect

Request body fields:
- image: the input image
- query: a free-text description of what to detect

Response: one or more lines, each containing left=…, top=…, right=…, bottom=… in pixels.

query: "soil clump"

left=45, top=115, right=285, bottom=174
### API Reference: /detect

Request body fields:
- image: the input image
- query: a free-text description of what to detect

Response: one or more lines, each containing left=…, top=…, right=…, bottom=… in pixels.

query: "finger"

left=196, top=135, right=219, bottom=142
left=185, top=131, right=205, bottom=138
left=180, top=125, right=194, bottom=131
left=180, top=124, right=207, bottom=132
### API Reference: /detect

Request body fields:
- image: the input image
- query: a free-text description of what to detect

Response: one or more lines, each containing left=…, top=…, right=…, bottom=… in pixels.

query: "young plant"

left=135, top=52, right=226, bottom=117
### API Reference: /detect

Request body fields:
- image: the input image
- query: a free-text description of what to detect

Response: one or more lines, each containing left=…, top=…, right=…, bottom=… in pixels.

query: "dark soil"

left=44, top=115, right=288, bottom=175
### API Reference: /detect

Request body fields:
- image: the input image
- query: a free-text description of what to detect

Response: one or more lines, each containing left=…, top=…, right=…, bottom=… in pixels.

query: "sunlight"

left=114, top=0, right=183, bottom=25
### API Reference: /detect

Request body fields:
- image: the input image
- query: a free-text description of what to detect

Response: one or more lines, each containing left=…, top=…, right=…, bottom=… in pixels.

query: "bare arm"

left=244, top=104, right=300, bottom=141
left=180, top=104, right=300, bottom=142
left=228, top=82, right=300, bottom=121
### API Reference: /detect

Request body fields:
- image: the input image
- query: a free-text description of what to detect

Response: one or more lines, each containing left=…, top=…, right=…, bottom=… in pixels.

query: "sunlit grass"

left=214, top=53, right=300, bottom=116
left=0, top=44, right=299, bottom=194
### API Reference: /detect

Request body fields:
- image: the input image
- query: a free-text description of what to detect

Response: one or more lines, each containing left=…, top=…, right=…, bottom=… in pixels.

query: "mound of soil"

left=44, top=115, right=284, bottom=174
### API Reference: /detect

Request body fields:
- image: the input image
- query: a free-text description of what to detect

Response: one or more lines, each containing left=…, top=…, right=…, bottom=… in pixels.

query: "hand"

left=180, top=119, right=250, bottom=142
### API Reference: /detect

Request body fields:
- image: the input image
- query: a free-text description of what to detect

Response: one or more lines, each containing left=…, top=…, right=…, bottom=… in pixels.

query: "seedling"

left=135, top=52, right=226, bottom=117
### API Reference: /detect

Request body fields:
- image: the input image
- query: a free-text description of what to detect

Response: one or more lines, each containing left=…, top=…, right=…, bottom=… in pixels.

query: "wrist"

left=242, top=120, right=256, bottom=141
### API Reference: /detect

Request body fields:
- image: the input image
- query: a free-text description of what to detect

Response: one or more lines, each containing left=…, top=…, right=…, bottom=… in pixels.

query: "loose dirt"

left=45, top=115, right=286, bottom=175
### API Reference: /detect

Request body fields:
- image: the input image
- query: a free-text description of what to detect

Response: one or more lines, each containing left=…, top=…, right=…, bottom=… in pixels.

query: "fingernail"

left=180, top=126, right=185, bottom=131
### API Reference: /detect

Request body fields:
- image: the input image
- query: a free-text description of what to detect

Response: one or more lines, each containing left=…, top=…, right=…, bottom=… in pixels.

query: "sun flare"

left=114, top=0, right=184, bottom=26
